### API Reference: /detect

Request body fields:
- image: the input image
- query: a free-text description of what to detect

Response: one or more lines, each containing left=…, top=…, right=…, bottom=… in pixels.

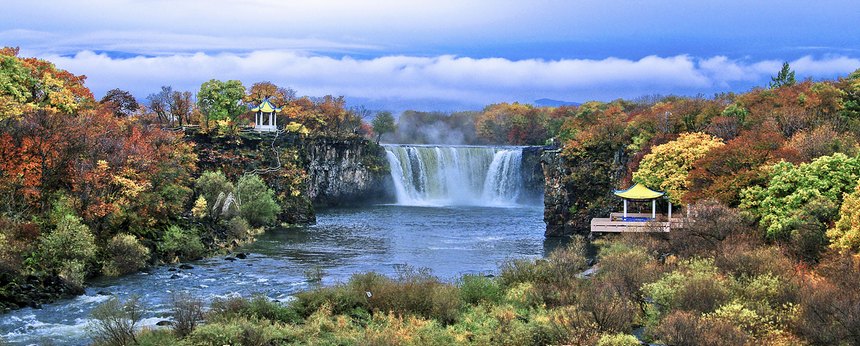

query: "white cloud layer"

left=44, top=51, right=860, bottom=109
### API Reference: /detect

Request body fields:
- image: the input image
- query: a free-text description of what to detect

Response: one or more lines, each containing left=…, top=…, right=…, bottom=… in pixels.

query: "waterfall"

left=383, top=145, right=526, bottom=206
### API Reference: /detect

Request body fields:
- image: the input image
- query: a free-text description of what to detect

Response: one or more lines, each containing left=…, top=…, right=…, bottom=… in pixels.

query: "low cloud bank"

left=44, top=50, right=860, bottom=109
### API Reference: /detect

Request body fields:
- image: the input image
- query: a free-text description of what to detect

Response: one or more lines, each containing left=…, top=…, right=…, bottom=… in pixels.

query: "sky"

left=2, top=0, right=859, bottom=112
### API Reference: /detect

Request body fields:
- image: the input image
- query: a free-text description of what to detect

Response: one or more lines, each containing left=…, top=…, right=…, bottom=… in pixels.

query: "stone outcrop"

left=189, top=130, right=392, bottom=224
left=520, top=146, right=547, bottom=203
left=540, top=146, right=629, bottom=237
left=541, top=149, right=575, bottom=237
left=302, top=137, right=392, bottom=207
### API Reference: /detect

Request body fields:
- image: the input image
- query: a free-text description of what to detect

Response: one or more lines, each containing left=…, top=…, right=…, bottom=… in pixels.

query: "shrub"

left=596, top=242, right=661, bottom=305
left=714, top=239, right=794, bottom=278
left=793, top=253, right=860, bottom=345
left=225, top=216, right=251, bottom=241
left=171, top=292, right=205, bottom=337
left=459, top=274, right=503, bottom=305
left=671, top=200, right=752, bottom=257
left=102, top=234, right=150, bottom=276
left=134, top=329, right=179, bottom=346
left=158, top=225, right=205, bottom=261
left=0, top=218, right=37, bottom=275
left=39, top=213, right=97, bottom=289
left=596, top=333, right=640, bottom=346
left=194, top=171, right=234, bottom=210
left=653, top=310, right=748, bottom=346
left=210, top=295, right=301, bottom=325
left=643, top=258, right=730, bottom=315
left=186, top=317, right=288, bottom=346
left=498, top=236, right=588, bottom=301
left=578, top=280, right=638, bottom=333
left=88, top=295, right=145, bottom=346
left=236, top=174, right=279, bottom=227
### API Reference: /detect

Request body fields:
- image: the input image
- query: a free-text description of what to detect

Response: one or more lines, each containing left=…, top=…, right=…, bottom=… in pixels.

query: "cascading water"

left=383, top=145, right=526, bottom=206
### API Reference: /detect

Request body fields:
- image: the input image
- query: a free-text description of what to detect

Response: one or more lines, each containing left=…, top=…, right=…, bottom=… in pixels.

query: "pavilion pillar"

left=623, top=199, right=628, bottom=218
left=651, top=199, right=656, bottom=219
left=668, top=201, right=672, bottom=219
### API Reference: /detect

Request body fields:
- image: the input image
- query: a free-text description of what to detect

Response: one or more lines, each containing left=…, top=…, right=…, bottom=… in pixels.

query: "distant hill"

left=533, top=98, right=581, bottom=107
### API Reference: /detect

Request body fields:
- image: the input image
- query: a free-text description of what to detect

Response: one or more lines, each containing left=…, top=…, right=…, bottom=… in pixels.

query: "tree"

left=236, top=174, right=279, bottom=227
left=372, top=111, right=395, bottom=144
left=146, top=86, right=172, bottom=124
left=633, top=132, right=724, bottom=204
left=686, top=130, right=797, bottom=206
left=244, top=81, right=295, bottom=107
left=1, top=47, right=94, bottom=120
left=169, top=90, right=193, bottom=126
left=196, top=79, right=246, bottom=127
left=826, top=181, right=860, bottom=254
left=99, top=89, right=139, bottom=117
left=769, top=62, right=796, bottom=89
left=741, top=153, right=860, bottom=241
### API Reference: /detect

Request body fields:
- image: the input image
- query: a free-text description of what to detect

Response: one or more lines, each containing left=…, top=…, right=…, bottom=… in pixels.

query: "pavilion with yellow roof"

left=251, top=97, right=282, bottom=132
left=590, top=182, right=682, bottom=233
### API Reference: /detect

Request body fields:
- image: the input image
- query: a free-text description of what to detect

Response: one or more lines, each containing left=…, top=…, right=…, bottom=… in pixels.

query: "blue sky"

left=2, top=0, right=859, bottom=111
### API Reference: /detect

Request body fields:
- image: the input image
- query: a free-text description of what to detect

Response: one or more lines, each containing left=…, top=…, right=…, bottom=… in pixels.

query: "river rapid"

left=1, top=204, right=559, bottom=345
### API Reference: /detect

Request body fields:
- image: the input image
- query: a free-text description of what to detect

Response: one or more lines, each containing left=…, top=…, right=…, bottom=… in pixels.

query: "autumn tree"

left=475, top=102, right=549, bottom=145
left=633, top=132, right=724, bottom=204
left=371, top=111, right=395, bottom=144
left=686, top=129, right=797, bottom=206
left=244, top=81, right=295, bottom=107
left=169, top=90, right=193, bottom=126
left=99, top=89, right=139, bottom=117
left=0, top=47, right=93, bottom=120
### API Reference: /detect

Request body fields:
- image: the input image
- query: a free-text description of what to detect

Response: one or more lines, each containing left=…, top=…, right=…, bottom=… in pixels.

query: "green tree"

left=39, top=213, right=98, bottom=288
left=371, top=111, right=396, bottom=144
left=194, top=171, right=235, bottom=221
left=741, top=153, right=860, bottom=241
left=633, top=132, right=724, bottom=203
left=196, top=79, right=246, bottom=126
left=769, top=62, right=797, bottom=89
left=236, top=174, right=279, bottom=227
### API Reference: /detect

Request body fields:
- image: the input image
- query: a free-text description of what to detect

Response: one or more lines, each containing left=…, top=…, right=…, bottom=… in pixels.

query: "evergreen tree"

left=769, top=62, right=797, bottom=89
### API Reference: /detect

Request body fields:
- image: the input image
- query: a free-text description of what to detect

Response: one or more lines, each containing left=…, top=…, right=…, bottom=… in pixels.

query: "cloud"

left=43, top=51, right=860, bottom=110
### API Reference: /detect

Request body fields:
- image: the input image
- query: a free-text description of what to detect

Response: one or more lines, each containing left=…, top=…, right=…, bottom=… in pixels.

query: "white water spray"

left=383, top=145, right=526, bottom=206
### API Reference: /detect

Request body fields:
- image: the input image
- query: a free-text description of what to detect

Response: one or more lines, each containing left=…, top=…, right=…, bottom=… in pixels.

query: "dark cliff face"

left=541, top=149, right=574, bottom=237
left=302, top=137, right=393, bottom=207
left=541, top=148, right=629, bottom=237
left=190, top=130, right=317, bottom=224
left=520, top=146, right=546, bottom=203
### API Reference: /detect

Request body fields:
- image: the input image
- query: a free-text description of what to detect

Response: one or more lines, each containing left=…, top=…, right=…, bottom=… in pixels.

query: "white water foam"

left=383, top=145, right=526, bottom=207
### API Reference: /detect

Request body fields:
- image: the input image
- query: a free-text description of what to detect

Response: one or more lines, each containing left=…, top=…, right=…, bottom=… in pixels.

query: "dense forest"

left=3, top=45, right=860, bottom=345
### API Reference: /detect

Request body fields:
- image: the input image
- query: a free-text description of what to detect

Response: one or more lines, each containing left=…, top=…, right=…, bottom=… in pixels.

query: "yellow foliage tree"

left=633, top=132, right=724, bottom=203
left=827, top=181, right=860, bottom=254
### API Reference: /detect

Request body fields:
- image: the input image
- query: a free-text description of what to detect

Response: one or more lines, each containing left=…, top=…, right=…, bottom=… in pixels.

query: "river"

left=2, top=146, right=556, bottom=345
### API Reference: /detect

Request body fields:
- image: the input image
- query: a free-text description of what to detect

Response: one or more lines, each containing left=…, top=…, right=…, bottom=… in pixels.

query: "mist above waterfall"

left=383, top=145, right=530, bottom=207
left=387, top=111, right=483, bottom=145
